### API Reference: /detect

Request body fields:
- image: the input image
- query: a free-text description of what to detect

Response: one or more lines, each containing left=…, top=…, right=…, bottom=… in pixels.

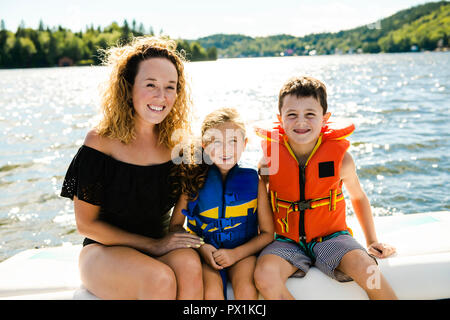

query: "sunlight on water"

left=0, top=52, right=449, bottom=261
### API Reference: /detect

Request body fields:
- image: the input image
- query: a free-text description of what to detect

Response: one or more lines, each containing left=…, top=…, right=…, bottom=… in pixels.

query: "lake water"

left=0, top=52, right=449, bottom=261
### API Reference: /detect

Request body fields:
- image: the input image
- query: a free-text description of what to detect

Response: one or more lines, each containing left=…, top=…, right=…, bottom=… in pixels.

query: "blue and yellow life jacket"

left=181, top=164, right=259, bottom=249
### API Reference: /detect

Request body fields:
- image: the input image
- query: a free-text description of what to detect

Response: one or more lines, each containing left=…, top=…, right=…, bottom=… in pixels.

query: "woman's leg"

left=253, top=254, right=298, bottom=300
left=202, top=262, right=224, bottom=300
left=228, top=256, right=258, bottom=300
left=157, top=248, right=203, bottom=300
left=79, top=244, right=177, bottom=300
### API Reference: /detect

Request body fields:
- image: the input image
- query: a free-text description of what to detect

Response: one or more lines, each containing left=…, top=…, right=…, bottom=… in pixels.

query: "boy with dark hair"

left=254, top=76, right=397, bottom=300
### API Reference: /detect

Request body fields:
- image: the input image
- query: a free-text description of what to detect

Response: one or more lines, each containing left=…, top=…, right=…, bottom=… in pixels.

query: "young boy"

left=254, top=76, right=397, bottom=300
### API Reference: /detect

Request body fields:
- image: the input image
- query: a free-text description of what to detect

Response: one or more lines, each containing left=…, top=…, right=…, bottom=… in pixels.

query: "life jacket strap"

left=270, top=190, right=278, bottom=213
left=224, top=192, right=237, bottom=203
left=182, top=209, right=205, bottom=231
left=181, top=208, right=194, bottom=219
left=213, top=232, right=233, bottom=244
left=204, top=217, right=245, bottom=232
left=313, top=228, right=353, bottom=243
left=223, top=192, right=249, bottom=203
left=271, top=190, right=344, bottom=213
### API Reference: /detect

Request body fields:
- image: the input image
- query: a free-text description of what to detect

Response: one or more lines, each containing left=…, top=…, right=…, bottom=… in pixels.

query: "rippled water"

left=1, top=52, right=449, bottom=261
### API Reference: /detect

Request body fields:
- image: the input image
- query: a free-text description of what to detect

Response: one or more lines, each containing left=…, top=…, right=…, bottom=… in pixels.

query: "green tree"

left=11, top=37, right=37, bottom=67
left=206, top=46, right=217, bottom=60
left=120, top=19, right=132, bottom=44
left=62, top=33, right=85, bottom=62
left=190, top=42, right=207, bottom=61
left=46, top=31, right=60, bottom=66
left=176, top=39, right=191, bottom=59
left=38, top=19, right=45, bottom=32
left=138, top=23, right=145, bottom=35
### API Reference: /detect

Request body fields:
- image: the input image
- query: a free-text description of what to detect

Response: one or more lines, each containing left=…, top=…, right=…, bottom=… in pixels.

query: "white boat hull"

left=1, top=211, right=449, bottom=300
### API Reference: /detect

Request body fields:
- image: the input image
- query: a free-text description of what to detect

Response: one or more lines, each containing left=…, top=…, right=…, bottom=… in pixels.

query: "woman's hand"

left=212, top=249, right=238, bottom=268
left=150, top=231, right=204, bottom=256
left=199, top=243, right=223, bottom=270
left=368, top=242, right=396, bottom=259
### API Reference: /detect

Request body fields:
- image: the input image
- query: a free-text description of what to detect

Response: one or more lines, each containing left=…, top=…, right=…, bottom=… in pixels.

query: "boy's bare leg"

left=254, top=254, right=298, bottom=300
left=228, top=256, right=258, bottom=300
left=337, top=249, right=398, bottom=300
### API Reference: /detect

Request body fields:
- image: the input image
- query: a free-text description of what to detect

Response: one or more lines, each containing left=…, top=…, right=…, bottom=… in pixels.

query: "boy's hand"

left=212, top=249, right=238, bottom=268
left=368, top=242, right=396, bottom=258
left=199, top=243, right=223, bottom=270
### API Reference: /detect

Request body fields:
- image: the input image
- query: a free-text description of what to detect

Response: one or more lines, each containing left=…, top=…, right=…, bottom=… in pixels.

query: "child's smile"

left=203, top=122, right=247, bottom=178
left=280, top=95, right=330, bottom=158
left=293, top=128, right=311, bottom=134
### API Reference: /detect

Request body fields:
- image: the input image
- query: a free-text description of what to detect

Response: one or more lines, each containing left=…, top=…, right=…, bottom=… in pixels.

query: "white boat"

left=1, top=211, right=449, bottom=300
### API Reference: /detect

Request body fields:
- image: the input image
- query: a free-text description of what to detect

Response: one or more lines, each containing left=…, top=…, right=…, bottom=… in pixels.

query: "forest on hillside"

left=0, top=1, right=448, bottom=68
left=0, top=20, right=217, bottom=68
left=197, top=1, right=449, bottom=57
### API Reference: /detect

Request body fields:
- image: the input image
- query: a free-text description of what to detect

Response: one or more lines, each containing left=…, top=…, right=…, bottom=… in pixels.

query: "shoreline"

left=1, top=50, right=449, bottom=71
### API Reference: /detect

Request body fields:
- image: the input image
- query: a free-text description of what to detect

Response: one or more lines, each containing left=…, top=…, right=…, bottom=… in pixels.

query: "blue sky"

left=0, top=0, right=438, bottom=39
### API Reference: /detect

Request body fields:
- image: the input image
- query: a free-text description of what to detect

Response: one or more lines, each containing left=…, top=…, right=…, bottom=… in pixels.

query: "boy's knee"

left=339, top=249, right=377, bottom=278
left=254, top=259, right=280, bottom=290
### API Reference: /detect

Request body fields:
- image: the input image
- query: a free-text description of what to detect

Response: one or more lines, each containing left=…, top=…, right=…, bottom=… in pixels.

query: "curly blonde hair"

left=175, top=108, right=246, bottom=200
left=96, top=36, right=192, bottom=148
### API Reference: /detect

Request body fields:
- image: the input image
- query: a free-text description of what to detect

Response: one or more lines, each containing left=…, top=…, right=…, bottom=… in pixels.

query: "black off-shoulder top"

left=60, top=145, right=178, bottom=246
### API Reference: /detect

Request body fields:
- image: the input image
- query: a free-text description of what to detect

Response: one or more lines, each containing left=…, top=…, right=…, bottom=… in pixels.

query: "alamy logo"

left=170, top=127, right=281, bottom=175
left=366, top=265, right=381, bottom=290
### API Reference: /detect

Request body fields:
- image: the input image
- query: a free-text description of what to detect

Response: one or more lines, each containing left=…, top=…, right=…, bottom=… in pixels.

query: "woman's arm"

left=212, top=177, right=275, bottom=267
left=74, top=196, right=203, bottom=256
left=77, top=130, right=203, bottom=256
left=74, top=196, right=155, bottom=251
left=341, top=152, right=395, bottom=258
left=169, top=193, right=189, bottom=233
left=170, top=193, right=224, bottom=269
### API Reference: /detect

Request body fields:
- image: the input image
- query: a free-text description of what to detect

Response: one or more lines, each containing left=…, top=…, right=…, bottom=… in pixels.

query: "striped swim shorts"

left=260, top=234, right=376, bottom=282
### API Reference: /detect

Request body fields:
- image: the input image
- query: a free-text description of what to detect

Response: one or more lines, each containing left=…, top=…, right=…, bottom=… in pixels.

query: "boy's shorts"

left=259, top=234, right=376, bottom=282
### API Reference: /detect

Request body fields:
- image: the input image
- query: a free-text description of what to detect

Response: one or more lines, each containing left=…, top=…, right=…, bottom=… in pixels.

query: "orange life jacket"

left=256, top=121, right=355, bottom=243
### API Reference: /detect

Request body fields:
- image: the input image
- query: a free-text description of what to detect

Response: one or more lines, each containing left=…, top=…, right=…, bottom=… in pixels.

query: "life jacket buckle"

left=294, top=200, right=312, bottom=211
left=216, top=232, right=232, bottom=243
left=217, top=218, right=233, bottom=230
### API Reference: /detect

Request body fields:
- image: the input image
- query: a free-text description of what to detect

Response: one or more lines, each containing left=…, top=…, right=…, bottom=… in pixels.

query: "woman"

left=60, top=36, right=204, bottom=299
